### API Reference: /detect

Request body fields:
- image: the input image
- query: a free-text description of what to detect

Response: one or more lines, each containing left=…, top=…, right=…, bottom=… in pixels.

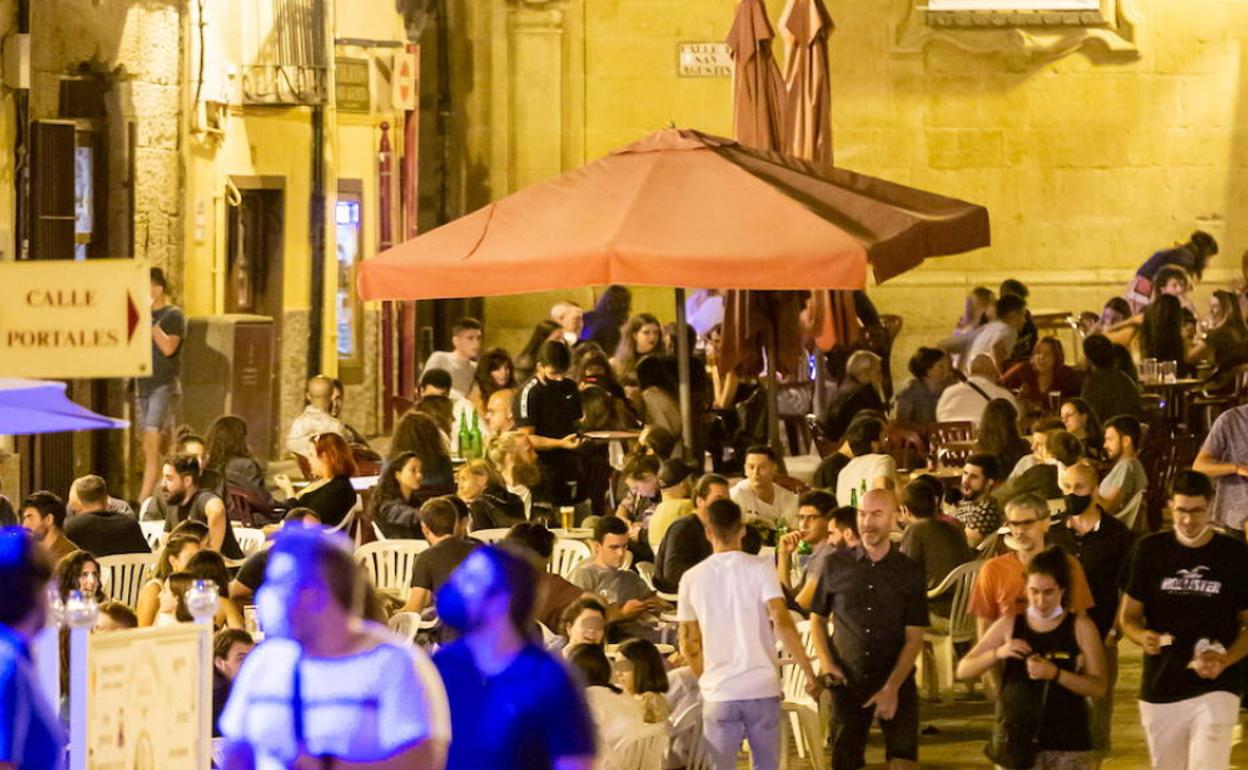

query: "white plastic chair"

left=232, top=527, right=266, bottom=557
left=1115, top=490, right=1146, bottom=532
left=98, top=553, right=157, bottom=610
left=636, top=561, right=656, bottom=591
left=472, top=528, right=511, bottom=544
left=550, top=539, right=591, bottom=579
left=139, top=521, right=165, bottom=550
left=387, top=610, right=440, bottom=649
left=354, top=540, right=430, bottom=592
left=918, top=559, right=982, bottom=704
left=606, top=725, right=667, bottom=770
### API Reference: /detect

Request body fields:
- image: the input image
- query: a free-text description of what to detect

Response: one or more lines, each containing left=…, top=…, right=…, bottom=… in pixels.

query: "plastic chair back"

left=354, top=539, right=430, bottom=592
left=550, top=539, right=591, bottom=579
left=98, top=553, right=158, bottom=610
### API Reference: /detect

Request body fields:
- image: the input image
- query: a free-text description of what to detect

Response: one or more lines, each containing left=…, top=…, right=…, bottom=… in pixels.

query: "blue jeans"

left=136, top=383, right=180, bottom=432
left=703, top=697, right=782, bottom=770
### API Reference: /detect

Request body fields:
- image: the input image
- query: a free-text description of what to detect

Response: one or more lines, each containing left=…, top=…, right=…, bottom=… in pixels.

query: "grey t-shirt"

left=423, top=351, right=476, bottom=398
left=1202, top=407, right=1248, bottom=530
left=1099, top=457, right=1147, bottom=511
left=141, top=304, right=187, bottom=396
left=568, top=562, right=651, bottom=605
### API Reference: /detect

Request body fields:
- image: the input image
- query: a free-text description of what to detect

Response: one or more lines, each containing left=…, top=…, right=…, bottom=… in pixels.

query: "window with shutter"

left=30, top=120, right=76, bottom=260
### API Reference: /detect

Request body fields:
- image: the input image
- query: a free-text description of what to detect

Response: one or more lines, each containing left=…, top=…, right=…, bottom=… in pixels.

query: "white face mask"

left=1027, top=604, right=1065, bottom=623
left=1174, top=525, right=1213, bottom=547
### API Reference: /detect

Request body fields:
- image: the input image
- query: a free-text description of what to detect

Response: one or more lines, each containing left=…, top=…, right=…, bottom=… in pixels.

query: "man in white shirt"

left=286, top=375, right=348, bottom=461
left=836, top=417, right=897, bottom=509
left=936, top=354, right=1017, bottom=427
left=965, top=294, right=1027, bottom=372
left=730, top=445, right=799, bottom=531
left=678, top=498, right=820, bottom=770
left=423, top=317, right=482, bottom=398
left=551, top=301, right=584, bottom=347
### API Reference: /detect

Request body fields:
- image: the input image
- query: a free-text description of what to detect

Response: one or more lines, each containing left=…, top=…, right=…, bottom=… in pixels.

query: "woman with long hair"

left=1189, top=289, right=1248, bottom=372
left=202, top=415, right=275, bottom=510
left=456, top=458, right=525, bottom=531
left=1140, top=294, right=1190, bottom=371
left=390, top=411, right=454, bottom=489
left=974, top=399, right=1032, bottom=474
left=958, top=546, right=1106, bottom=770
left=1001, top=336, right=1083, bottom=417
left=469, top=347, right=517, bottom=414
left=55, top=550, right=105, bottom=603
left=369, top=451, right=425, bottom=539
left=567, top=643, right=648, bottom=751
left=514, top=320, right=562, bottom=383
left=185, top=550, right=245, bottom=629
left=1060, top=398, right=1104, bottom=461
left=614, top=638, right=671, bottom=724
left=635, top=355, right=683, bottom=457
left=273, top=433, right=358, bottom=528
left=136, top=533, right=202, bottom=626
left=893, top=347, right=952, bottom=424
left=612, top=313, right=665, bottom=387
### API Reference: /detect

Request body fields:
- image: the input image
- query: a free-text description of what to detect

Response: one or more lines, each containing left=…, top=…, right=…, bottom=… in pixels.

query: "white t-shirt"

left=835, top=453, right=897, bottom=508
left=965, top=320, right=1017, bottom=370
left=729, top=480, right=799, bottom=530
left=677, top=551, right=783, bottom=703
left=583, top=685, right=649, bottom=750
left=219, top=625, right=450, bottom=770
left=424, top=351, right=477, bottom=399
left=936, top=377, right=1018, bottom=427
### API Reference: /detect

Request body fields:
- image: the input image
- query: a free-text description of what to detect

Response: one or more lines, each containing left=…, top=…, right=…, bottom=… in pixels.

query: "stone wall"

left=460, top=0, right=1248, bottom=379
left=31, top=0, right=184, bottom=275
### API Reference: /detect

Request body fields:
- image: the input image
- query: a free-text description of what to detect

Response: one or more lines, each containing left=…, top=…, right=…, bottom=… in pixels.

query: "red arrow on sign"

left=127, top=291, right=140, bottom=343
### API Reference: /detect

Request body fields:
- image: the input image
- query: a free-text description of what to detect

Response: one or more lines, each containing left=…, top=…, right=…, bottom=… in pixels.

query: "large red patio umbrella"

left=357, top=128, right=988, bottom=301
left=357, top=127, right=990, bottom=456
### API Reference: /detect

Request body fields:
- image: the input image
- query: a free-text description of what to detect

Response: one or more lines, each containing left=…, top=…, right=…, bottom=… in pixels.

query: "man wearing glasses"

left=968, top=493, right=1095, bottom=642
left=1118, top=470, right=1248, bottom=770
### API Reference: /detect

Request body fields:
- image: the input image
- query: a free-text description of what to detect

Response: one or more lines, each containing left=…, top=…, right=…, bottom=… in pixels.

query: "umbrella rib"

left=462, top=203, right=499, bottom=262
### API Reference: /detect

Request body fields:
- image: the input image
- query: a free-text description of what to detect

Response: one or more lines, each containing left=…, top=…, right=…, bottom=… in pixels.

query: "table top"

left=1141, top=378, right=1202, bottom=389
left=582, top=430, right=643, bottom=440
left=549, top=527, right=594, bottom=540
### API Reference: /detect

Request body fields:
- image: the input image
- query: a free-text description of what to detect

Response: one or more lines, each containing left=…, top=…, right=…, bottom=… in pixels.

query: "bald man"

left=286, top=375, right=347, bottom=461
left=1059, top=461, right=1135, bottom=754
left=809, top=489, right=928, bottom=770
left=485, top=388, right=516, bottom=435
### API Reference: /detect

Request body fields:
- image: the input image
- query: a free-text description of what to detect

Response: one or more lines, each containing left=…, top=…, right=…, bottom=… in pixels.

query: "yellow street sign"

left=0, top=259, right=152, bottom=379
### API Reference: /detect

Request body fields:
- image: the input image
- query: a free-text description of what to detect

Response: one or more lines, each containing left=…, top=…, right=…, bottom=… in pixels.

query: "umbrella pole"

left=764, top=331, right=786, bottom=471
left=675, top=289, right=694, bottom=463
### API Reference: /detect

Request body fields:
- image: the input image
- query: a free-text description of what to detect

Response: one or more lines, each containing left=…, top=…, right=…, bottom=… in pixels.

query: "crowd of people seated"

left=7, top=235, right=1248, bottom=770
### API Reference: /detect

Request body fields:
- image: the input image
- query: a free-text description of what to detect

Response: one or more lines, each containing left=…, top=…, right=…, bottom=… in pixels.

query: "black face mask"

left=1064, top=493, right=1093, bottom=517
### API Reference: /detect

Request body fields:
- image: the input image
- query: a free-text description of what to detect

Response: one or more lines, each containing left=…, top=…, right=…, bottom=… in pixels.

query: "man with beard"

left=809, top=490, right=928, bottom=770
left=1119, top=471, right=1248, bottom=770
left=18, top=491, right=78, bottom=565
left=153, top=453, right=243, bottom=560
left=1099, top=415, right=1148, bottom=518
left=954, top=454, right=1003, bottom=549
left=433, top=546, right=597, bottom=770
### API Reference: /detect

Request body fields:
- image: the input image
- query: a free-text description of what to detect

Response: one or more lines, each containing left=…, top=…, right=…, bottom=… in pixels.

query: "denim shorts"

left=136, top=383, right=181, bottom=433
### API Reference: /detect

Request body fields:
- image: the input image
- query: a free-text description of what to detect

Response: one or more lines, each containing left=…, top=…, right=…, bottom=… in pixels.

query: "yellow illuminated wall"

left=466, top=0, right=1248, bottom=366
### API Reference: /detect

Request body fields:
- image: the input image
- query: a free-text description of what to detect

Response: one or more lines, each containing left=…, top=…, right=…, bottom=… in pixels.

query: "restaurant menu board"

left=88, top=624, right=212, bottom=770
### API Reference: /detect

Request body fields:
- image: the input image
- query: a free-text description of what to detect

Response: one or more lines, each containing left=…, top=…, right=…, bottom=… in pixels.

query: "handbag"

left=983, top=679, right=1051, bottom=770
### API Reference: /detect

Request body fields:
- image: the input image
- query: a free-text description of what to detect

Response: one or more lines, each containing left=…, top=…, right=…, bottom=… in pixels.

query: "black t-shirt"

left=1122, top=532, right=1248, bottom=703
left=812, top=454, right=850, bottom=494
left=654, top=515, right=712, bottom=593
left=295, top=476, right=357, bottom=529
left=141, top=304, right=186, bottom=395
left=1065, top=512, right=1134, bottom=638
left=64, top=510, right=151, bottom=558
left=433, top=642, right=596, bottom=770
left=515, top=376, right=582, bottom=441
left=410, top=538, right=479, bottom=592
left=158, top=490, right=243, bottom=560
left=235, top=549, right=269, bottom=592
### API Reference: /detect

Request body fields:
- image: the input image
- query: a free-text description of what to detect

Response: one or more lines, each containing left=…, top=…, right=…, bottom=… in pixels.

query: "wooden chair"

left=927, top=421, right=976, bottom=467
left=917, top=560, right=981, bottom=704
left=354, top=539, right=430, bottom=592
left=1190, top=363, right=1248, bottom=432
left=883, top=423, right=928, bottom=472
left=98, top=553, right=157, bottom=610
left=1140, top=435, right=1199, bottom=531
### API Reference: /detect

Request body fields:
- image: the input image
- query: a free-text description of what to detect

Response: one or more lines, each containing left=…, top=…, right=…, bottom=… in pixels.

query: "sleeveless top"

left=999, top=612, right=1092, bottom=752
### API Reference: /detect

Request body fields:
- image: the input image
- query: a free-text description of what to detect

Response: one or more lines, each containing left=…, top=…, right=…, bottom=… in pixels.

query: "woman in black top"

left=1141, top=294, right=1194, bottom=376
left=389, top=412, right=454, bottom=490
left=202, top=415, right=276, bottom=512
left=1190, top=289, right=1248, bottom=374
left=957, top=546, right=1106, bottom=770
left=974, top=399, right=1032, bottom=474
left=274, top=433, right=357, bottom=528
left=370, top=451, right=425, bottom=539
